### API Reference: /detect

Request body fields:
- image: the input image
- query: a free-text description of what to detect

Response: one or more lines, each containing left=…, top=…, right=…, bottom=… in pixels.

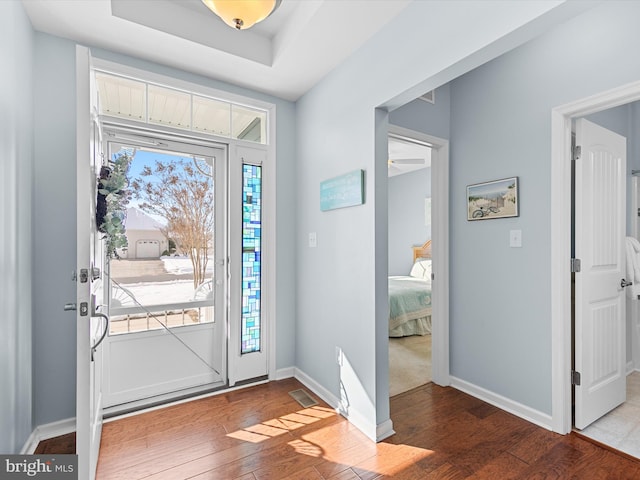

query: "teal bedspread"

left=388, top=276, right=432, bottom=333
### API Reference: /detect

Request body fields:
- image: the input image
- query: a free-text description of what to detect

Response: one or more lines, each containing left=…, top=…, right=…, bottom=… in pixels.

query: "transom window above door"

left=95, top=71, right=268, bottom=144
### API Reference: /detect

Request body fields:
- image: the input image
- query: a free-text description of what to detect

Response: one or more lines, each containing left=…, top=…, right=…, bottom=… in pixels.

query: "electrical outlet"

left=309, top=232, right=317, bottom=248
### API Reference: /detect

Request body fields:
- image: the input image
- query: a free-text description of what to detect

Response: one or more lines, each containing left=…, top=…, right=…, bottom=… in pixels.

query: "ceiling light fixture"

left=201, top=0, right=282, bottom=30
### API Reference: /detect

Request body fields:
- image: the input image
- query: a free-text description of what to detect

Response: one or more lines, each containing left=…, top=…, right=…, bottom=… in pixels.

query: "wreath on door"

left=96, top=152, right=132, bottom=258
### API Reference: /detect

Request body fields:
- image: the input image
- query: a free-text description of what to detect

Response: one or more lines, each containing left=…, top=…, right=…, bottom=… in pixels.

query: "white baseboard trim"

left=376, top=419, right=395, bottom=442
left=626, top=361, right=635, bottom=375
left=275, top=367, right=295, bottom=380
left=293, top=368, right=382, bottom=443
left=450, top=376, right=553, bottom=431
left=293, top=368, right=341, bottom=410
left=21, top=417, right=76, bottom=454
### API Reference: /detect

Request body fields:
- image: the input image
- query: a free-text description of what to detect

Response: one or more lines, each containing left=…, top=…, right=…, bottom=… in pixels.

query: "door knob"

left=63, top=303, right=77, bottom=311
left=621, top=279, right=633, bottom=288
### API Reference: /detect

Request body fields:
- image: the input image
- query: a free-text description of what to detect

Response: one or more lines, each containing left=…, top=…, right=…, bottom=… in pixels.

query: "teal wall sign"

left=320, top=169, right=364, bottom=211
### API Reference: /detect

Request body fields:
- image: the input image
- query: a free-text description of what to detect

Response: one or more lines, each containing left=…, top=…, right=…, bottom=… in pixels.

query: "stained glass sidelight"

left=241, top=164, right=262, bottom=354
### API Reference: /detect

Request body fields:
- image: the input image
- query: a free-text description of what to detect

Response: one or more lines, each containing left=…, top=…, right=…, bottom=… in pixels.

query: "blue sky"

left=112, top=148, right=192, bottom=225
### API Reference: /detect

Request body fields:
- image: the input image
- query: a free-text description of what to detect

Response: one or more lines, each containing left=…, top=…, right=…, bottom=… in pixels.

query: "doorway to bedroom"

left=387, top=130, right=434, bottom=396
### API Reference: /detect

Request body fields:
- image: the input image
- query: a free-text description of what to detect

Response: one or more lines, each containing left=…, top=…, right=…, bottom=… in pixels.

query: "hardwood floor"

left=35, top=378, right=640, bottom=479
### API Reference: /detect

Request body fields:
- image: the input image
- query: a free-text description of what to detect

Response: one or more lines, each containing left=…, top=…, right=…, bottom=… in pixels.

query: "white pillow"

left=409, top=259, right=432, bottom=281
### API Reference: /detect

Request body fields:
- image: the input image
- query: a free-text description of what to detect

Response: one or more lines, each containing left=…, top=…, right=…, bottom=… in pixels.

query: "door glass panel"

left=232, top=105, right=266, bottom=144
left=96, top=72, right=268, bottom=145
left=241, top=164, right=262, bottom=354
left=108, top=145, right=214, bottom=335
left=95, top=72, right=146, bottom=121
left=193, top=95, right=231, bottom=137
left=148, top=84, right=191, bottom=130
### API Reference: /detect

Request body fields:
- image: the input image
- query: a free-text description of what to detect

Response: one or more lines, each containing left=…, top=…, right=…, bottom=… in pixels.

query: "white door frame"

left=551, top=80, right=640, bottom=434
left=85, top=56, right=277, bottom=400
left=387, top=125, right=450, bottom=386
left=632, top=177, right=640, bottom=369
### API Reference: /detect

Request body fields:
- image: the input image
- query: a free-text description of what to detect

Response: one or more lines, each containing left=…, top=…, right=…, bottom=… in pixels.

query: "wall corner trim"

left=21, top=417, right=76, bottom=454
left=376, top=419, right=395, bottom=442
left=275, top=367, right=295, bottom=380
left=294, top=368, right=379, bottom=443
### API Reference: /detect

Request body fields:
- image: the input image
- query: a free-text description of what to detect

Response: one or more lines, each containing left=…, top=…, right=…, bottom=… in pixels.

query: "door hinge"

left=571, top=370, right=581, bottom=386
left=573, top=145, right=582, bottom=161
left=571, top=258, right=581, bottom=273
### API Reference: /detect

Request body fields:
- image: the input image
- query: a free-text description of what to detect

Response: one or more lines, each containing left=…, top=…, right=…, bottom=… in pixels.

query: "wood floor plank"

left=35, top=379, right=640, bottom=479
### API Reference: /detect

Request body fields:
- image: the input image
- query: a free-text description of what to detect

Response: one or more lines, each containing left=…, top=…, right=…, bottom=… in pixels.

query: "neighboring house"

left=5, top=0, right=640, bottom=463
left=121, top=207, right=168, bottom=259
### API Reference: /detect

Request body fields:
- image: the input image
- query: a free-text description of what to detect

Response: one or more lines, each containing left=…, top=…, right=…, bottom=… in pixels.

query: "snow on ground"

left=161, top=255, right=214, bottom=275
left=114, top=279, right=204, bottom=306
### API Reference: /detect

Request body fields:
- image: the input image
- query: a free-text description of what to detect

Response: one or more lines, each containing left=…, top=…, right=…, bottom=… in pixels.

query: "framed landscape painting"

left=467, top=177, right=519, bottom=220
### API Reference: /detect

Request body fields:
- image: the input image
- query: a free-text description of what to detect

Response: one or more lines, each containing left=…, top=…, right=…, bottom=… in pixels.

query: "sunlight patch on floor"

left=357, top=443, right=435, bottom=476
left=226, top=406, right=336, bottom=443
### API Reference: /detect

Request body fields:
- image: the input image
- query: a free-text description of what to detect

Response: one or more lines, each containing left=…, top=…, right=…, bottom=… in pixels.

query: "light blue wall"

left=387, top=84, right=450, bottom=276
left=388, top=168, right=432, bottom=276
left=389, top=84, right=451, bottom=141
left=449, top=1, right=640, bottom=414
left=31, top=35, right=297, bottom=426
left=294, top=1, right=572, bottom=436
left=33, top=33, right=82, bottom=426
left=0, top=0, right=34, bottom=453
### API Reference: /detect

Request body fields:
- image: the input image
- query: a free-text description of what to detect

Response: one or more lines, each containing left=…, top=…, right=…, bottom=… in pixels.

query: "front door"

left=574, top=118, right=627, bottom=430
left=75, top=45, right=105, bottom=480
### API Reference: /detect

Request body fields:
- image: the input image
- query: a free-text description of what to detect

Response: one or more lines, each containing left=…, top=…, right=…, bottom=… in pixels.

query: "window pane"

left=193, top=95, right=231, bottom=137
left=96, top=72, right=146, bottom=121
left=148, top=84, right=191, bottom=130
left=232, top=105, right=266, bottom=144
left=241, top=164, right=262, bottom=354
left=108, top=146, right=215, bottom=335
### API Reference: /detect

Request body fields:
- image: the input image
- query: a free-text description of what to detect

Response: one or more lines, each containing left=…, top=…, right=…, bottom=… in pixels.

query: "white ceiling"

left=21, top=0, right=412, bottom=101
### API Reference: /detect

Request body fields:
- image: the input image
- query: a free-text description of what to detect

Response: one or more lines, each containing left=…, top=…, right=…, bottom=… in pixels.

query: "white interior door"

left=75, top=45, right=105, bottom=480
left=574, top=118, right=627, bottom=430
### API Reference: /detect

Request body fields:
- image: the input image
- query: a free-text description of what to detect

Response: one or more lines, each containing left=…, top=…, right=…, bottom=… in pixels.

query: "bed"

left=389, top=240, right=432, bottom=337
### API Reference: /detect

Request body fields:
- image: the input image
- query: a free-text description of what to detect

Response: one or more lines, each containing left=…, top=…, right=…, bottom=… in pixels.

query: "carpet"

left=389, top=334, right=432, bottom=397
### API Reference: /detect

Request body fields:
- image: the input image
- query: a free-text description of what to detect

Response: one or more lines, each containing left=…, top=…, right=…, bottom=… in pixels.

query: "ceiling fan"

left=387, top=158, right=425, bottom=176
left=387, top=158, right=424, bottom=166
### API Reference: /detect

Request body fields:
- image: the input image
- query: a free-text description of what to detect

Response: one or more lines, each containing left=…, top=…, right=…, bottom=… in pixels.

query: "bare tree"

left=131, top=159, right=213, bottom=289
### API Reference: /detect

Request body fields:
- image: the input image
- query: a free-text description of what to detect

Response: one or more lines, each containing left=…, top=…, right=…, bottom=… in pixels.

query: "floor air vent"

left=289, top=389, right=318, bottom=408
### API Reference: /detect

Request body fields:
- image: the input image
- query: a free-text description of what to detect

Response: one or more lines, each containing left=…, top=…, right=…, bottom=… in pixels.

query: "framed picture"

left=467, top=177, right=519, bottom=221
left=320, top=169, right=365, bottom=212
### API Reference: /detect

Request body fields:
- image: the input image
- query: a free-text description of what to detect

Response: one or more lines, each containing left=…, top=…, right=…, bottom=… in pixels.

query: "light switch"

left=308, top=232, right=317, bottom=248
left=510, top=229, right=522, bottom=248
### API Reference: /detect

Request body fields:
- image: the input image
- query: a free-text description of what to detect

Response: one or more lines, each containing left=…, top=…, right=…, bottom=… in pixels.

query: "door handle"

left=621, top=279, right=633, bottom=288
left=63, top=303, right=77, bottom=311
left=91, top=312, right=110, bottom=361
